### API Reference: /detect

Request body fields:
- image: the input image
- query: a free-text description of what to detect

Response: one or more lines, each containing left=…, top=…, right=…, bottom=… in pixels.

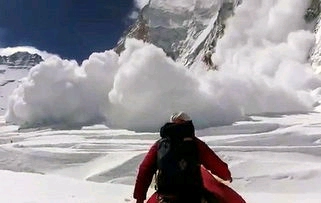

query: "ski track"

left=1, top=113, right=321, bottom=202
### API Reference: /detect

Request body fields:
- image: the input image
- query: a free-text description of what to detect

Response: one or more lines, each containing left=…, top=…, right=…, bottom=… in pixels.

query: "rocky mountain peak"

left=0, top=51, right=43, bottom=69
left=115, top=0, right=241, bottom=69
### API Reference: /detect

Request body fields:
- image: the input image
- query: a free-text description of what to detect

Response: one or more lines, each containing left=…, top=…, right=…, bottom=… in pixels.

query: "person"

left=133, top=112, right=233, bottom=203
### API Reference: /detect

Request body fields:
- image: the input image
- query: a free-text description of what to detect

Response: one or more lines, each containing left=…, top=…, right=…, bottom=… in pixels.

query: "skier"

left=133, top=112, right=243, bottom=203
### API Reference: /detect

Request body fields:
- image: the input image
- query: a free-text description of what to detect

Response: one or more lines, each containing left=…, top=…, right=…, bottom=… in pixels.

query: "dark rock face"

left=114, top=0, right=241, bottom=68
left=0, top=52, right=43, bottom=70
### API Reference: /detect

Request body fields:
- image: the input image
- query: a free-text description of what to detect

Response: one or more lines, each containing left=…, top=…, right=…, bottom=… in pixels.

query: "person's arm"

left=133, top=142, right=158, bottom=201
left=196, top=138, right=232, bottom=182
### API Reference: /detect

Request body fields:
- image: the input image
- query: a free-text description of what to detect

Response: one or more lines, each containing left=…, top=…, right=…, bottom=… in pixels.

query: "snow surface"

left=1, top=112, right=321, bottom=203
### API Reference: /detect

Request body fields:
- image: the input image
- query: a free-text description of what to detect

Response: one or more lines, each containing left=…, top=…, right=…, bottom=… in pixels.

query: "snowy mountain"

left=116, top=0, right=241, bottom=68
left=118, top=0, right=321, bottom=71
left=0, top=52, right=43, bottom=115
left=0, top=51, right=43, bottom=69
left=309, top=0, right=321, bottom=71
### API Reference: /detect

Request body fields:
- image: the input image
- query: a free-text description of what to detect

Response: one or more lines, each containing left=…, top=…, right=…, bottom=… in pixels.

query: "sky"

left=0, top=0, right=146, bottom=63
left=4, top=0, right=321, bottom=132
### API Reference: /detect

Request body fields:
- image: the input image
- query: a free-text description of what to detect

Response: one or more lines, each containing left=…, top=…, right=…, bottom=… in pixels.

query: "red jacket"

left=133, top=137, right=232, bottom=201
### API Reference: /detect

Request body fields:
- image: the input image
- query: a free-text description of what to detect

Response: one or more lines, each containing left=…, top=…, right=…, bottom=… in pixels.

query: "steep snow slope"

left=116, top=0, right=240, bottom=68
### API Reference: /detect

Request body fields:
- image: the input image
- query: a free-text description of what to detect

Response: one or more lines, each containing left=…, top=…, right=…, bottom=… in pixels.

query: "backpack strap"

left=184, top=137, right=193, bottom=141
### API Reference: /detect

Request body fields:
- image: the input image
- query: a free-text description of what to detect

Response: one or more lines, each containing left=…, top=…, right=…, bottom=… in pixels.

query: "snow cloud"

left=129, top=0, right=150, bottom=20
left=5, top=40, right=243, bottom=131
left=134, top=0, right=150, bottom=9
left=6, top=51, right=119, bottom=128
left=212, top=0, right=321, bottom=113
left=4, top=0, right=321, bottom=131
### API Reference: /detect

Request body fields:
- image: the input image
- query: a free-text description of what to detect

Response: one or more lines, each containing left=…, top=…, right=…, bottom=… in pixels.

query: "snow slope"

left=1, top=111, right=321, bottom=202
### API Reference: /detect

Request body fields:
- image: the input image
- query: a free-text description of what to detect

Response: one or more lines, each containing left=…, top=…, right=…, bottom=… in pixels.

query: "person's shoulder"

left=148, top=140, right=161, bottom=152
left=193, top=137, right=208, bottom=146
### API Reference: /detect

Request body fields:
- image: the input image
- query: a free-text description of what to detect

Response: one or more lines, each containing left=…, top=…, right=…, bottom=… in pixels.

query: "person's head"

left=169, top=112, right=191, bottom=124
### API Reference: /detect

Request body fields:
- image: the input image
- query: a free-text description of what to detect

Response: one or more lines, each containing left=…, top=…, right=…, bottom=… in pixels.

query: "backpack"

left=155, top=133, right=203, bottom=196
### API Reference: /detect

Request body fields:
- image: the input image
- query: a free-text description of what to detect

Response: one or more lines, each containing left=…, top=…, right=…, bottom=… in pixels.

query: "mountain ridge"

left=0, top=51, right=43, bottom=70
left=117, top=0, right=321, bottom=71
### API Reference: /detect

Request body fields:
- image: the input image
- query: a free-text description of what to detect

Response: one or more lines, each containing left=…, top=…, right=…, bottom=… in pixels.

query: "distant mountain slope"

left=0, top=51, right=43, bottom=69
left=115, top=0, right=241, bottom=69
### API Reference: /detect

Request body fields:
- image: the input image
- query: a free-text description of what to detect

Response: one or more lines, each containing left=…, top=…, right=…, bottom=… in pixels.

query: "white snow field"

left=1, top=112, right=321, bottom=203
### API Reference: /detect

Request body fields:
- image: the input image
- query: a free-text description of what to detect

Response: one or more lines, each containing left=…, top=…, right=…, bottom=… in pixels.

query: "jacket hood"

left=160, top=120, right=195, bottom=139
